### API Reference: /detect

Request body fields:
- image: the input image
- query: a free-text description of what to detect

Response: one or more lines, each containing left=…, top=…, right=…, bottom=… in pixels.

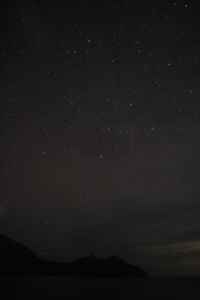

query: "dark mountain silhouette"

left=0, top=233, right=148, bottom=277
left=66, top=255, right=148, bottom=277
left=0, top=233, right=39, bottom=275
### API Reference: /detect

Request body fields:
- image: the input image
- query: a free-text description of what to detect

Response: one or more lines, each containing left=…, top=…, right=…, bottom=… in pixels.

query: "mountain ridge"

left=0, top=233, right=148, bottom=277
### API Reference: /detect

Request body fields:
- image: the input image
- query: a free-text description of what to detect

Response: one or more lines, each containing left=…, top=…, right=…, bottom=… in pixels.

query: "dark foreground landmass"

left=0, top=233, right=147, bottom=277
left=1, top=233, right=200, bottom=299
left=1, top=276, right=200, bottom=300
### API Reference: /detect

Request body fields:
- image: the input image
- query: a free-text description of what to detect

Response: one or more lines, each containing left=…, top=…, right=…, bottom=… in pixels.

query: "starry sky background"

left=1, top=0, right=200, bottom=276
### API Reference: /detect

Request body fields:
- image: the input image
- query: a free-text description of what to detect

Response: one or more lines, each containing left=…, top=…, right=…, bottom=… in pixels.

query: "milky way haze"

left=1, top=0, right=200, bottom=276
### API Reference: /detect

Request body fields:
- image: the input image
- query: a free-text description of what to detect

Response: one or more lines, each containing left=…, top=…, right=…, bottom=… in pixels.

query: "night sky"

left=1, top=0, right=200, bottom=276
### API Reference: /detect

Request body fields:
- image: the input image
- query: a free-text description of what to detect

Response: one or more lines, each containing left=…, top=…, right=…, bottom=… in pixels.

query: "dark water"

left=1, top=276, right=200, bottom=299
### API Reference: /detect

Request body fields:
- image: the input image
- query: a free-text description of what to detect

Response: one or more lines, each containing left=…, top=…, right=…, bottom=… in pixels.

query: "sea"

left=1, top=276, right=200, bottom=299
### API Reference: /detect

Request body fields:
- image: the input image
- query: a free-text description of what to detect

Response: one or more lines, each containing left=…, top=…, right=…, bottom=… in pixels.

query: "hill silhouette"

left=0, top=233, right=148, bottom=277
left=66, top=255, right=148, bottom=277
left=0, top=233, right=39, bottom=275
